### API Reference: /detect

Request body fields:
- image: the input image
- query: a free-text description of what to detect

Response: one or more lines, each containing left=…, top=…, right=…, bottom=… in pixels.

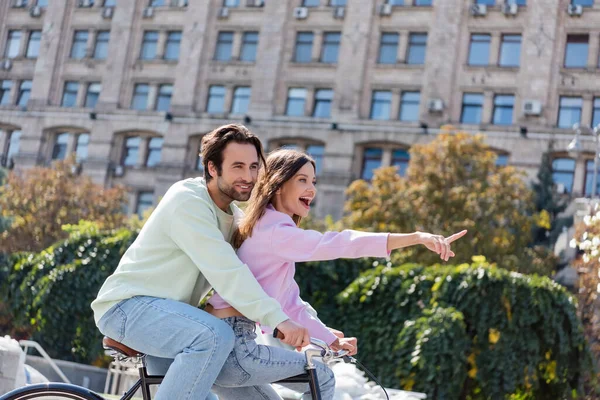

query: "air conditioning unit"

left=293, top=7, right=309, bottom=19
left=470, top=4, right=487, bottom=16
left=102, top=6, right=114, bottom=18
left=12, top=0, right=27, bottom=8
left=378, top=3, right=392, bottom=15
left=29, top=5, right=42, bottom=17
left=217, top=7, right=229, bottom=18
left=1, top=59, right=12, bottom=71
left=502, top=2, right=518, bottom=15
left=246, top=0, right=264, bottom=7
left=428, top=99, right=444, bottom=112
left=142, top=7, right=154, bottom=18
left=113, top=165, right=125, bottom=177
left=333, top=6, right=345, bottom=19
left=78, top=0, right=94, bottom=8
left=567, top=4, right=583, bottom=16
left=522, top=100, right=542, bottom=116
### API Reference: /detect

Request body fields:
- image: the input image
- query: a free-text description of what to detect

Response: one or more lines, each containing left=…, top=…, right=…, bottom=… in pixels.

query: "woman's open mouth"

left=299, top=197, right=311, bottom=209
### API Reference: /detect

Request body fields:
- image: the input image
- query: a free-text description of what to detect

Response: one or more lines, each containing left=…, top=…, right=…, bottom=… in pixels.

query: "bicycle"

left=0, top=330, right=373, bottom=400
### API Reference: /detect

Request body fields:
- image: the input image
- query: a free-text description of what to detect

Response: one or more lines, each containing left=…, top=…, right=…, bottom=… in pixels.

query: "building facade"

left=1, top=0, right=600, bottom=218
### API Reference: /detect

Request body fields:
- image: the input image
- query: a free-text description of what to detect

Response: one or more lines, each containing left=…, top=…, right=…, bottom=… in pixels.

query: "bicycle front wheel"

left=0, top=383, right=105, bottom=400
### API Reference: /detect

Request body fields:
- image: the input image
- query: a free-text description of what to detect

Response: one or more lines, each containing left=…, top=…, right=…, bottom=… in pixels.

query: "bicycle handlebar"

left=272, top=328, right=350, bottom=363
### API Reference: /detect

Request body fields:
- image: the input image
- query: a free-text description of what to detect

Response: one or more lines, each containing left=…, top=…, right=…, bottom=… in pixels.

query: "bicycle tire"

left=0, top=383, right=105, bottom=400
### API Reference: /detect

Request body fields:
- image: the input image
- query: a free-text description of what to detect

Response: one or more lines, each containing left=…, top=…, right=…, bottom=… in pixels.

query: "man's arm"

left=169, top=196, right=288, bottom=329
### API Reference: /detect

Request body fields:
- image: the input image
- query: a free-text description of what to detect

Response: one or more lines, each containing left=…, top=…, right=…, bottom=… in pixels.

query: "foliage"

left=342, top=128, right=556, bottom=275
left=2, top=221, right=137, bottom=364
left=327, top=257, right=589, bottom=399
left=0, top=157, right=128, bottom=253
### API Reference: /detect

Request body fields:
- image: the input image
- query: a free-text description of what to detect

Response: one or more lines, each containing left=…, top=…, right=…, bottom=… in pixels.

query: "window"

left=26, top=30, right=41, bottom=59
left=17, top=80, right=32, bottom=107
left=206, top=85, right=226, bottom=113
left=294, top=32, right=313, bottom=63
left=5, top=30, right=22, bottom=59
left=0, top=81, right=12, bottom=106
left=564, top=34, right=589, bottom=68
left=85, top=83, right=101, bottom=108
left=75, top=133, right=89, bottom=162
left=240, top=32, right=259, bottom=62
left=361, top=148, right=383, bottom=180
left=132, top=84, right=149, bottom=110
left=593, top=98, right=600, bottom=128
left=468, top=34, right=491, bottom=66
left=70, top=31, right=88, bottom=59
left=93, top=31, right=110, bottom=59
left=164, top=31, right=182, bottom=61
left=414, top=0, right=433, bottom=5
left=37, top=0, right=49, bottom=6
left=52, top=133, right=69, bottom=160
left=3, top=130, right=21, bottom=167
left=370, top=91, right=392, bottom=120
left=330, top=0, right=347, bottom=5
left=306, top=144, right=324, bottom=175
left=146, top=137, right=163, bottom=167
left=460, top=93, right=484, bottom=124
left=231, top=87, right=251, bottom=114
left=140, top=31, right=158, bottom=60
left=392, top=149, right=410, bottom=176
left=123, top=136, right=140, bottom=166
left=552, top=158, right=575, bottom=194
left=475, top=0, right=495, bottom=3
left=215, top=32, right=234, bottom=61
left=572, top=0, right=594, bottom=6
left=407, top=33, right=427, bottom=65
left=149, top=0, right=166, bottom=6
left=196, top=141, right=203, bottom=171
left=103, top=0, right=116, bottom=6
left=136, top=192, right=154, bottom=216
left=378, top=33, right=398, bottom=64
left=585, top=160, right=600, bottom=196
left=496, top=154, right=509, bottom=166
left=62, top=81, right=79, bottom=107
left=223, top=0, right=240, bottom=6
left=303, top=0, right=320, bottom=6
left=313, top=89, right=333, bottom=118
left=156, top=84, right=172, bottom=111
left=388, top=0, right=404, bottom=4
left=399, top=91, right=420, bottom=122
left=320, top=32, right=341, bottom=64
left=499, top=34, right=521, bottom=67
left=558, top=96, right=582, bottom=128
left=492, top=94, right=514, bottom=125
left=286, top=88, right=306, bottom=116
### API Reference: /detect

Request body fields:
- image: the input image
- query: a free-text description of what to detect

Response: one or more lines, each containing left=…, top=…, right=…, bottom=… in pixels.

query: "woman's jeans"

left=212, top=316, right=336, bottom=400
left=97, top=296, right=234, bottom=400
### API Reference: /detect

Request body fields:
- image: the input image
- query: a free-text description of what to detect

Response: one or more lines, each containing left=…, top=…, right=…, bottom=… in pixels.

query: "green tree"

left=343, top=127, right=550, bottom=273
left=0, top=157, right=128, bottom=253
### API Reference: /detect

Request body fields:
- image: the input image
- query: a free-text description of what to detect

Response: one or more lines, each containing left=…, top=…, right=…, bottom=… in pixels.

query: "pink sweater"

left=208, top=204, right=390, bottom=345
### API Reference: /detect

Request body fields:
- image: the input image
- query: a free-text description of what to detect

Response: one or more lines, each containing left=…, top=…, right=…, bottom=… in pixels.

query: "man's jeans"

left=97, top=296, right=234, bottom=400
left=212, top=316, right=336, bottom=400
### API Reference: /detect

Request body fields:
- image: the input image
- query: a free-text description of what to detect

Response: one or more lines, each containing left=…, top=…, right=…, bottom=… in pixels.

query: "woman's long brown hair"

left=232, top=148, right=316, bottom=249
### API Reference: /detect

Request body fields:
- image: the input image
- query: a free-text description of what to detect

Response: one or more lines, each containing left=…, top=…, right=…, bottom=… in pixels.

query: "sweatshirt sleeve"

left=170, top=197, right=289, bottom=329
left=288, top=304, right=338, bottom=345
left=270, top=222, right=390, bottom=263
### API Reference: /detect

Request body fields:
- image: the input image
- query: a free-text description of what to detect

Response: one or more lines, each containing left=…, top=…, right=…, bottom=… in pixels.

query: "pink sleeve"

left=287, top=303, right=338, bottom=345
left=270, top=223, right=390, bottom=263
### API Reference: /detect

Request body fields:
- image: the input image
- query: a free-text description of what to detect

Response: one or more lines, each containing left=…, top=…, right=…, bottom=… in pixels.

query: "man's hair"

left=201, top=124, right=265, bottom=182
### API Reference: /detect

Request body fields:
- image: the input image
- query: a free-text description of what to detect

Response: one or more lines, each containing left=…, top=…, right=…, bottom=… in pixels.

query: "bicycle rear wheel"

left=0, top=383, right=105, bottom=400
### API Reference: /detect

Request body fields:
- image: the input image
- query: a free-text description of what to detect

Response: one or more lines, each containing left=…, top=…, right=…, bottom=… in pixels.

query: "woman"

left=207, top=149, right=467, bottom=399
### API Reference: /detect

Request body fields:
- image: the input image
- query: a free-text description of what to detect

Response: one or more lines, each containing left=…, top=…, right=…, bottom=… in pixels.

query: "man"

left=91, top=124, right=309, bottom=400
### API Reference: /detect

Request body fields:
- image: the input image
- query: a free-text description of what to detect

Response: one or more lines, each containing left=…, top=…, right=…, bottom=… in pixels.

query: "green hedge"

left=2, top=221, right=136, bottom=364
left=332, top=258, right=590, bottom=399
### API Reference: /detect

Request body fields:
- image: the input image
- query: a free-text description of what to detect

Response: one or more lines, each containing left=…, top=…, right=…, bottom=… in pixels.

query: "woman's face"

left=275, top=161, right=317, bottom=219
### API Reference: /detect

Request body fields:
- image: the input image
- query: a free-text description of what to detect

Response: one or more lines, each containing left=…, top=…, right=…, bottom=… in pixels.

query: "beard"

left=216, top=175, right=253, bottom=202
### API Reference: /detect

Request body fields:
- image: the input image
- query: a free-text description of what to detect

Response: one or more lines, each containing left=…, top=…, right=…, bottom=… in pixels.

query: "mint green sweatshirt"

left=91, top=178, right=289, bottom=329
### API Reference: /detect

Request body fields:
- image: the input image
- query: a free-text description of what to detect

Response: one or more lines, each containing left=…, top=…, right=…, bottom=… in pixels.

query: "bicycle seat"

left=103, top=336, right=143, bottom=358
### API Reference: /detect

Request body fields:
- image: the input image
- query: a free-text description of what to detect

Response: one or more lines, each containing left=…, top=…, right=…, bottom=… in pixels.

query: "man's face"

left=214, top=142, right=260, bottom=202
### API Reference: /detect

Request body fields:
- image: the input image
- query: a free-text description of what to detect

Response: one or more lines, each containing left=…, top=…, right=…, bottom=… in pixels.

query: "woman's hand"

left=418, top=230, right=467, bottom=262
left=330, top=337, right=358, bottom=356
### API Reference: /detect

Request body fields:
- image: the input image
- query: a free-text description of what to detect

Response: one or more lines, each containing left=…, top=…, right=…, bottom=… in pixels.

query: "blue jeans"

left=97, top=296, right=234, bottom=400
left=212, top=316, right=336, bottom=400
